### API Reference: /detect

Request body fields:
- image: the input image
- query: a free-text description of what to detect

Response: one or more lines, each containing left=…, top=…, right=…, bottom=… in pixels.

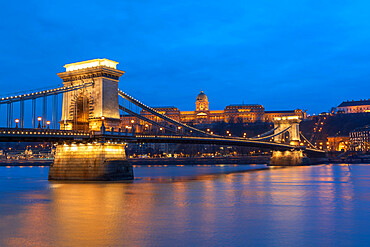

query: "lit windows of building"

left=120, top=91, right=305, bottom=132
left=350, top=126, right=370, bottom=151
left=337, top=99, right=370, bottom=114
left=327, top=136, right=350, bottom=152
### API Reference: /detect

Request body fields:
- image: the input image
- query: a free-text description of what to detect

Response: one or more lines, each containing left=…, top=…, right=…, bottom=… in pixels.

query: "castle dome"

left=196, top=91, right=208, bottom=101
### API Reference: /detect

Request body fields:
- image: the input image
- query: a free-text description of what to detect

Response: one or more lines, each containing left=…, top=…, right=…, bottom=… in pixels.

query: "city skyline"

left=1, top=1, right=370, bottom=114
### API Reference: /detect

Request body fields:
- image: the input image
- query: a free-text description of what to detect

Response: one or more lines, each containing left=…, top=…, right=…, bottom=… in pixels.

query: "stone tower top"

left=63, top=58, right=119, bottom=72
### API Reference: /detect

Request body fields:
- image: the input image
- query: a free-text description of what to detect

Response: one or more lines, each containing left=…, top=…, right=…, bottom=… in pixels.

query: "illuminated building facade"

left=337, top=99, right=370, bottom=113
left=121, top=91, right=305, bottom=130
left=326, top=136, right=350, bottom=152
left=350, top=126, right=370, bottom=151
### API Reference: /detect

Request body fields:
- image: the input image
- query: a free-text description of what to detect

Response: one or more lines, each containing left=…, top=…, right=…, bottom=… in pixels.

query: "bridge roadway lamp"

left=46, top=121, right=51, bottom=129
left=130, top=120, right=134, bottom=133
left=100, top=116, right=106, bottom=131
left=15, top=119, right=19, bottom=128
left=37, top=117, right=42, bottom=128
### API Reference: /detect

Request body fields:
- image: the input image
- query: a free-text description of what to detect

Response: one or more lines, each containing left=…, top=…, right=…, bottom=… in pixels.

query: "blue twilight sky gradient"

left=0, top=0, right=370, bottom=114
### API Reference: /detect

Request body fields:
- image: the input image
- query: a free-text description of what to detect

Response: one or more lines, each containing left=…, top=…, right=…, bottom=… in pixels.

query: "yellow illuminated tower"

left=195, top=91, right=209, bottom=112
left=57, top=58, right=125, bottom=131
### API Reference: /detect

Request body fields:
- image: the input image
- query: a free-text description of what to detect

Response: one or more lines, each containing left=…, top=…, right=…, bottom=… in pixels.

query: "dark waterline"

left=0, top=164, right=369, bottom=246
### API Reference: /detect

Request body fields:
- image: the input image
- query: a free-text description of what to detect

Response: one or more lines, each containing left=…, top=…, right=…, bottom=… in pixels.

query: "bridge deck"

left=0, top=128, right=325, bottom=157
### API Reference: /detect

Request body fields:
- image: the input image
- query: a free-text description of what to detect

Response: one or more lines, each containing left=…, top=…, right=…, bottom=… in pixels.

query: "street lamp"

left=37, top=117, right=42, bottom=128
left=46, top=121, right=51, bottom=129
left=15, top=119, right=19, bottom=128
left=101, top=116, right=106, bottom=131
left=145, top=124, right=149, bottom=133
left=130, top=119, right=135, bottom=133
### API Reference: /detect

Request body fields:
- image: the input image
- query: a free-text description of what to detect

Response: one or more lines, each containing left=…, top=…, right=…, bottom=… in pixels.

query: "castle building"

left=337, top=99, right=370, bottom=113
left=121, top=91, right=305, bottom=130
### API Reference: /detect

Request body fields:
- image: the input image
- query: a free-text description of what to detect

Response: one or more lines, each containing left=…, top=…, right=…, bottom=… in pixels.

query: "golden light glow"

left=64, top=58, right=119, bottom=72
left=37, top=116, right=42, bottom=121
left=274, top=116, right=299, bottom=121
left=15, top=119, right=19, bottom=123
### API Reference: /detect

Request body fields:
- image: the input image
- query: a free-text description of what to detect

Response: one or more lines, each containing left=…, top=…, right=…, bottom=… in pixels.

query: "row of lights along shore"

left=14, top=117, right=50, bottom=129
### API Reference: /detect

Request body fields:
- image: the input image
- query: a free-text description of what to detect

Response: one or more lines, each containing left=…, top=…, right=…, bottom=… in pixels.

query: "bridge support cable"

left=0, top=82, right=94, bottom=105
left=300, top=132, right=316, bottom=149
left=52, top=94, right=58, bottom=129
left=246, top=126, right=279, bottom=139
left=119, top=105, right=177, bottom=134
left=20, top=100, right=24, bottom=128
left=0, top=82, right=94, bottom=129
left=7, top=103, right=12, bottom=128
left=32, top=99, right=36, bottom=128
left=247, top=126, right=292, bottom=141
left=118, top=89, right=214, bottom=137
left=43, top=96, right=47, bottom=128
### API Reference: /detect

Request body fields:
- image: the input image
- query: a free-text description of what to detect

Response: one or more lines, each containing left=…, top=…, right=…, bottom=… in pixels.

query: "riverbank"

left=129, top=156, right=270, bottom=165
left=2, top=155, right=368, bottom=167
left=0, top=156, right=270, bottom=166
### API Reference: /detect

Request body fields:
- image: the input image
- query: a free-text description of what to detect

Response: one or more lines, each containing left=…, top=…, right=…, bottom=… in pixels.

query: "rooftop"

left=226, top=104, right=262, bottom=107
left=338, top=99, right=370, bottom=107
left=265, top=110, right=296, bottom=113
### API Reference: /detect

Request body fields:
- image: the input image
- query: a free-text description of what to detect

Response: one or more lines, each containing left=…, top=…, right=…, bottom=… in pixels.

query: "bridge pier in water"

left=270, top=150, right=311, bottom=166
left=48, top=142, right=133, bottom=181
left=270, top=116, right=313, bottom=166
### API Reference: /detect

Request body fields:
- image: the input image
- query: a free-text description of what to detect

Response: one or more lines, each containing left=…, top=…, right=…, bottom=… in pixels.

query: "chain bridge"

left=0, top=59, right=326, bottom=180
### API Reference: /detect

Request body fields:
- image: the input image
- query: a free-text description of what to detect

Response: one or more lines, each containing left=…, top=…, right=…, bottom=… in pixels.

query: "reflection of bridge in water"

left=0, top=58, right=326, bottom=180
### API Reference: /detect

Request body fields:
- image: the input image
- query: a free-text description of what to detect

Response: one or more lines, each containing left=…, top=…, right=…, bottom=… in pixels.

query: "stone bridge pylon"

left=270, top=116, right=308, bottom=165
left=58, top=58, right=125, bottom=131
left=272, top=116, right=301, bottom=146
left=49, top=59, right=133, bottom=181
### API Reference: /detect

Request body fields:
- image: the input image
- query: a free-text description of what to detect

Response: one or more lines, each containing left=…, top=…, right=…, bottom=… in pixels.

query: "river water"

left=0, top=164, right=369, bottom=247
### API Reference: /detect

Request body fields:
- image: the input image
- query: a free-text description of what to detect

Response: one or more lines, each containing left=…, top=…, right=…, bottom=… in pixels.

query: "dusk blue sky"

left=1, top=0, right=370, bottom=114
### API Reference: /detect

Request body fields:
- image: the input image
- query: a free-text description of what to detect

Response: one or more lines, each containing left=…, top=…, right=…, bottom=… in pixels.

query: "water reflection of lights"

left=0, top=164, right=364, bottom=246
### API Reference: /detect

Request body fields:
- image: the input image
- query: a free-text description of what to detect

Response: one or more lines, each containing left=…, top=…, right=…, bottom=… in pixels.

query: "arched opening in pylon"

left=70, top=92, right=94, bottom=131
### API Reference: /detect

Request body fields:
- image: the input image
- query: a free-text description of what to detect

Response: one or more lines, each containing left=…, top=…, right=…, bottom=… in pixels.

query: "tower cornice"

left=57, top=66, right=125, bottom=82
